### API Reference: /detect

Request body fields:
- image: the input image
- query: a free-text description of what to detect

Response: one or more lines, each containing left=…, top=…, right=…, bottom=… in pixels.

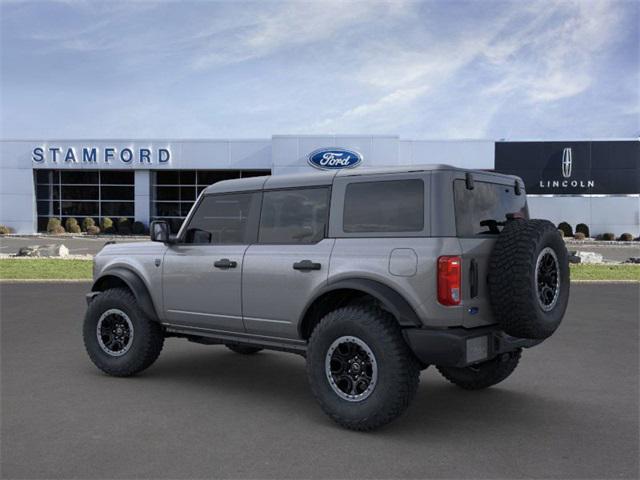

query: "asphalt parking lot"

left=1, top=283, right=638, bottom=479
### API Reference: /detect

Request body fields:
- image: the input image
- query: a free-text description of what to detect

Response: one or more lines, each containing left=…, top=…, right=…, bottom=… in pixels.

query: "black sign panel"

left=495, top=141, right=640, bottom=194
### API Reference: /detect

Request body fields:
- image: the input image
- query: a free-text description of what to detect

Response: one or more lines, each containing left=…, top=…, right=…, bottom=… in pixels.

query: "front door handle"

left=293, top=260, right=321, bottom=271
left=214, top=258, right=237, bottom=269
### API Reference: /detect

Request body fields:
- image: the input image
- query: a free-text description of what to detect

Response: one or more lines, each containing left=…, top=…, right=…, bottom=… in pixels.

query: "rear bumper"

left=403, top=325, right=542, bottom=368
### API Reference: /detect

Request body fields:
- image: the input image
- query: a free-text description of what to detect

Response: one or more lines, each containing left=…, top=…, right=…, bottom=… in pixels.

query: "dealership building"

left=0, top=136, right=638, bottom=235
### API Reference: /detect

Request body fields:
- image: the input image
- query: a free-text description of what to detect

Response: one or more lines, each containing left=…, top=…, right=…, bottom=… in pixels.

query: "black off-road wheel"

left=226, top=344, right=263, bottom=355
left=307, top=305, right=420, bottom=431
left=83, top=288, right=164, bottom=377
left=488, top=219, right=569, bottom=340
left=436, top=349, right=522, bottom=390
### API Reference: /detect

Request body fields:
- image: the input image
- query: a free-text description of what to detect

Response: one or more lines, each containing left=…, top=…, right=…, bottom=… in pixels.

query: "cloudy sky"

left=1, top=0, right=638, bottom=140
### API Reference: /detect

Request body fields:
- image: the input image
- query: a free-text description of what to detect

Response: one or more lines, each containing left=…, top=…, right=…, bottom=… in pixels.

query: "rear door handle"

left=214, top=258, right=237, bottom=269
left=293, top=260, right=321, bottom=271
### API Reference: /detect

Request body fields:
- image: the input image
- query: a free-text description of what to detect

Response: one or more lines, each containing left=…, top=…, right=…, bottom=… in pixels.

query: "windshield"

left=454, top=179, right=528, bottom=236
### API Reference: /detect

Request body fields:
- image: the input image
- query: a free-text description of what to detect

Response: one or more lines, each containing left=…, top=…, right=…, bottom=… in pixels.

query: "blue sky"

left=1, top=0, right=638, bottom=140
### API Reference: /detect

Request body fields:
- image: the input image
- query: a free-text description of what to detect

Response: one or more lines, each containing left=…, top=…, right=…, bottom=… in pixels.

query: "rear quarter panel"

left=328, top=237, right=466, bottom=328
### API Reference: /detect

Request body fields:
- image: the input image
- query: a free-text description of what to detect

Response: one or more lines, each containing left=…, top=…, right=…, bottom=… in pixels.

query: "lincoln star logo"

left=308, top=148, right=362, bottom=170
left=561, top=147, right=572, bottom=178
left=538, top=146, right=595, bottom=189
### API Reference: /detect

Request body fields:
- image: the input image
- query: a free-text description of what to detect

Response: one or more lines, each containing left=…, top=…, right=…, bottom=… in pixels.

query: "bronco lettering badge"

left=308, top=148, right=362, bottom=170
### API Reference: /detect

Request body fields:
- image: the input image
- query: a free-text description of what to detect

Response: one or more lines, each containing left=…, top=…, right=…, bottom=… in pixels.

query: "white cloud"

left=192, top=1, right=413, bottom=70
left=482, top=0, right=621, bottom=103
left=311, top=85, right=429, bottom=131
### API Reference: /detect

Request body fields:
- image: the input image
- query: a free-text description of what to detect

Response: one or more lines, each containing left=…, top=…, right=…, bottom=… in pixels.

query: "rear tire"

left=436, top=349, right=521, bottom=390
left=307, top=305, right=420, bottom=431
left=226, top=344, right=263, bottom=355
left=83, top=288, right=164, bottom=377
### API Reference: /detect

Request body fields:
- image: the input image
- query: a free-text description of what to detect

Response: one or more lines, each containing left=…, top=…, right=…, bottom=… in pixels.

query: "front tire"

left=83, top=288, right=164, bottom=377
left=436, top=349, right=521, bottom=390
left=307, top=305, right=420, bottom=431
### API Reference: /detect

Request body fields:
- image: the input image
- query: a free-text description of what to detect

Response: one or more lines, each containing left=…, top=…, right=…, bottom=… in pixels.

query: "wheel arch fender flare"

left=299, top=278, right=422, bottom=336
left=91, top=267, right=159, bottom=321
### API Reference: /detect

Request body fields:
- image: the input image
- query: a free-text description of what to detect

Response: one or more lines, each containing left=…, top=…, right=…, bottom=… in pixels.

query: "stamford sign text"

left=32, top=146, right=171, bottom=165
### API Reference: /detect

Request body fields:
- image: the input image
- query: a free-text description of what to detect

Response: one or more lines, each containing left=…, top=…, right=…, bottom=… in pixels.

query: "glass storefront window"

left=101, top=171, right=134, bottom=184
left=60, top=171, right=99, bottom=184
left=35, top=169, right=134, bottom=231
left=101, top=186, right=134, bottom=200
left=34, top=168, right=270, bottom=233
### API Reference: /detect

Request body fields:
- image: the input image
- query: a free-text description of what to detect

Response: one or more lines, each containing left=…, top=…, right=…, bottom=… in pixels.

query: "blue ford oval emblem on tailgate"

left=308, top=148, right=362, bottom=170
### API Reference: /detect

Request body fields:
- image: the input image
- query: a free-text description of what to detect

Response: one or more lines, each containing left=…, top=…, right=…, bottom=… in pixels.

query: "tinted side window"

left=184, top=193, right=256, bottom=244
left=343, top=179, right=424, bottom=233
left=454, top=180, right=529, bottom=236
left=259, top=188, right=329, bottom=244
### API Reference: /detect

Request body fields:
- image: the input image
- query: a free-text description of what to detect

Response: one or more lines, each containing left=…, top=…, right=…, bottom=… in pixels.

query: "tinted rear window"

left=454, top=180, right=528, bottom=236
left=343, top=179, right=424, bottom=233
left=259, top=188, right=329, bottom=244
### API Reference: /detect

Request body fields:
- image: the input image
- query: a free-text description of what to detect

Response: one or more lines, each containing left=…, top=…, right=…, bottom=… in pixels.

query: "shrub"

left=573, top=232, right=586, bottom=240
left=0, top=224, right=13, bottom=235
left=575, top=223, right=590, bottom=238
left=46, top=218, right=62, bottom=234
left=599, top=232, right=615, bottom=241
left=50, top=225, right=66, bottom=235
left=618, top=233, right=634, bottom=242
left=82, top=217, right=96, bottom=231
left=557, top=222, right=573, bottom=238
left=101, top=217, right=114, bottom=233
left=557, top=229, right=565, bottom=238
left=116, top=217, right=132, bottom=235
left=132, top=221, right=146, bottom=235
left=86, top=225, right=101, bottom=235
left=65, top=217, right=81, bottom=234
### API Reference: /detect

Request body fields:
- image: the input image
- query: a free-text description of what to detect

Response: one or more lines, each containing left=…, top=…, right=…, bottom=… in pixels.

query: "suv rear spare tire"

left=488, top=219, right=569, bottom=340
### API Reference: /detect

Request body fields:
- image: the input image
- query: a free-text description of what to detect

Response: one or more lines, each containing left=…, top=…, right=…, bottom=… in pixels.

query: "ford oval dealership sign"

left=308, top=147, right=362, bottom=170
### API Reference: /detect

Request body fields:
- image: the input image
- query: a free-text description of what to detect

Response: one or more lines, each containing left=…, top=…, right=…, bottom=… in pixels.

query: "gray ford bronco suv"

left=84, top=166, right=569, bottom=430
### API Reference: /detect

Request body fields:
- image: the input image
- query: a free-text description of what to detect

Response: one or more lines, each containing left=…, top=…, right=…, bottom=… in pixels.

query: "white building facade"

left=0, top=136, right=638, bottom=235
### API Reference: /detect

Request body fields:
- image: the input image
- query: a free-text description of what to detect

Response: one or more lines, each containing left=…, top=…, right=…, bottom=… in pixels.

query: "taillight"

left=438, top=256, right=461, bottom=306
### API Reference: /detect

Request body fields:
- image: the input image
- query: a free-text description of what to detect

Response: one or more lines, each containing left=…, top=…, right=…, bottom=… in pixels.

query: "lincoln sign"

left=495, top=140, right=639, bottom=195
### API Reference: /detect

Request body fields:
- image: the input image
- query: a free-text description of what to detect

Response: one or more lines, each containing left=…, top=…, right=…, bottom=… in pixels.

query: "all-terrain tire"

left=436, top=349, right=522, bottom=390
left=226, top=344, right=263, bottom=355
left=307, top=305, right=420, bottom=431
left=83, top=288, right=164, bottom=377
left=488, top=219, right=569, bottom=339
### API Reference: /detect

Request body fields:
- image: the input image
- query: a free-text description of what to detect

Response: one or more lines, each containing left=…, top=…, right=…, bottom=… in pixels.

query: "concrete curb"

left=571, top=279, right=640, bottom=284
left=0, top=279, right=92, bottom=283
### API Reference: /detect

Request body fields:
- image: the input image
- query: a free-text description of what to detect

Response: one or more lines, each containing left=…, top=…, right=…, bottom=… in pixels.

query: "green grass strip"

left=0, top=259, right=638, bottom=282
left=570, top=263, right=640, bottom=281
left=0, top=259, right=93, bottom=280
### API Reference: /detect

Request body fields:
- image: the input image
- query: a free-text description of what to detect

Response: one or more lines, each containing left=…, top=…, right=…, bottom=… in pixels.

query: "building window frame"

left=35, top=169, right=135, bottom=231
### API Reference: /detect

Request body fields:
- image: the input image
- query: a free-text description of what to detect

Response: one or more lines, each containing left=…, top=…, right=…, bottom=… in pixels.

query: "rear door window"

left=454, top=180, right=528, bottom=236
left=343, top=179, right=424, bottom=233
left=258, top=188, right=330, bottom=244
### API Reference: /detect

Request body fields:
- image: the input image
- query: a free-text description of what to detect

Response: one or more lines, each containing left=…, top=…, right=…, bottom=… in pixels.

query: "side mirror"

left=150, top=220, right=171, bottom=243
